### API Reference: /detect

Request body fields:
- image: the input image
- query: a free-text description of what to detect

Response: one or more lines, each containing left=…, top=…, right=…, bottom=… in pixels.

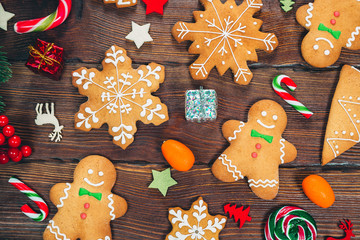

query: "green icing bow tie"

left=79, top=187, right=102, bottom=201
left=318, top=23, right=341, bottom=39
left=251, top=129, right=273, bottom=143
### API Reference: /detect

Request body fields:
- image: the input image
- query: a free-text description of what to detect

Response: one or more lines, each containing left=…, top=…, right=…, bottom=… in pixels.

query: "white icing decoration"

left=261, top=111, right=267, bottom=116
left=35, top=103, right=64, bottom=142
left=176, top=0, right=276, bottom=83
left=98, top=171, right=104, bottom=176
left=342, top=131, right=346, bottom=134
left=335, top=145, right=339, bottom=149
left=73, top=46, right=166, bottom=147
left=324, top=50, right=330, bottom=55
left=346, top=26, right=360, bottom=48
left=47, top=220, right=70, bottom=240
left=104, top=0, right=136, bottom=6
left=88, top=169, right=93, bottom=174
left=56, top=183, right=71, bottom=208
left=348, top=109, right=352, bottom=111
left=257, top=119, right=275, bottom=129
left=313, top=44, right=319, bottom=50
left=196, top=45, right=200, bottom=48
left=222, top=61, right=225, bottom=65
left=326, top=98, right=360, bottom=158
left=315, top=37, right=334, bottom=48
left=335, top=131, right=338, bottom=134
left=107, top=194, right=116, bottom=220
left=84, top=178, right=104, bottom=187
left=279, top=138, right=285, bottom=164
left=351, top=132, right=355, bottom=136
left=168, top=198, right=226, bottom=240
left=273, top=115, right=278, bottom=121
left=253, top=22, right=257, bottom=25
left=228, top=121, right=245, bottom=142
left=354, top=114, right=357, bottom=118
left=230, top=5, right=233, bottom=9
left=358, top=97, right=360, bottom=101
left=350, top=96, right=353, bottom=100
left=219, top=154, right=243, bottom=180
left=125, top=21, right=153, bottom=49
left=97, top=237, right=111, bottom=240
left=200, top=14, right=203, bottom=18
left=305, top=3, right=314, bottom=27
left=248, top=179, right=278, bottom=188
left=247, top=50, right=251, bottom=54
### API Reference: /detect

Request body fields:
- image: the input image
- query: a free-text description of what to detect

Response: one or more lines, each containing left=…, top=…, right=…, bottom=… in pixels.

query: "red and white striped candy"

left=8, top=176, right=49, bottom=221
left=272, top=75, right=313, bottom=119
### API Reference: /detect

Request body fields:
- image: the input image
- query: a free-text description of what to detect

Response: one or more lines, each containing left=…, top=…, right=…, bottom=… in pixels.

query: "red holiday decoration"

left=224, top=203, right=252, bottom=229
left=326, top=220, right=355, bottom=240
left=142, top=0, right=168, bottom=15
left=26, top=39, right=64, bottom=80
left=0, top=115, right=32, bottom=164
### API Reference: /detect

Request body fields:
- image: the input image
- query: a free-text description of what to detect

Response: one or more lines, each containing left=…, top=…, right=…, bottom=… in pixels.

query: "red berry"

left=8, top=135, right=21, bottom=148
left=0, top=115, right=9, bottom=127
left=12, top=151, right=22, bottom=162
left=8, top=148, right=20, bottom=160
left=0, top=153, right=9, bottom=164
left=3, top=125, right=15, bottom=137
left=21, top=145, right=32, bottom=157
left=0, top=133, right=5, bottom=145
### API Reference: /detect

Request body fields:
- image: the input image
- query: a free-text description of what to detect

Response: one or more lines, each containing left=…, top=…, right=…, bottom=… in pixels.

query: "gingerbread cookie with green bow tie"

left=296, top=0, right=360, bottom=68
left=43, top=155, right=127, bottom=240
left=211, top=100, right=297, bottom=200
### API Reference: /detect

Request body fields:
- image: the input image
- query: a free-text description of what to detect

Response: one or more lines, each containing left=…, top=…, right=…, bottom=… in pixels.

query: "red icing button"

left=80, top=213, right=87, bottom=219
left=330, top=19, right=336, bottom=25
left=334, top=11, right=340, bottom=17
left=251, top=152, right=257, bottom=158
left=255, top=143, right=261, bottom=149
left=84, top=203, right=90, bottom=209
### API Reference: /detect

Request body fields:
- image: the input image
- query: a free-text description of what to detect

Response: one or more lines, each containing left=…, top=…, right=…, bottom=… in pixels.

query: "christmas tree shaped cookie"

left=172, top=0, right=278, bottom=85
left=322, top=65, right=360, bottom=165
left=72, top=45, right=169, bottom=150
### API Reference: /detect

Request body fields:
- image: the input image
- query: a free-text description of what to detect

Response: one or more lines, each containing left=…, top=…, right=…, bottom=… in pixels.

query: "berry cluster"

left=0, top=115, right=32, bottom=164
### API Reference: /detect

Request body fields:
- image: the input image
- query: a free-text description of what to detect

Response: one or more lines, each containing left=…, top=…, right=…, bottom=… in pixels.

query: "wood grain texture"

left=0, top=0, right=360, bottom=239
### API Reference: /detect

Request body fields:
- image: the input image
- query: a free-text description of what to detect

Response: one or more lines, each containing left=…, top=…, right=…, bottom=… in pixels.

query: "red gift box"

left=26, top=39, right=64, bottom=80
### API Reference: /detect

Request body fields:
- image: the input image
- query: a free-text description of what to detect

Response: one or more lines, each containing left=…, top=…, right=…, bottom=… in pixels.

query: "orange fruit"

left=302, top=174, right=335, bottom=208
left=161, top=140, right=195, bottom=171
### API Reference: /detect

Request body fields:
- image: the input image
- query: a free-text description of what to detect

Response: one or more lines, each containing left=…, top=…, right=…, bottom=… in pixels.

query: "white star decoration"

left=0, top=3, right=14, bottom=31
left=125, top=21, right=153, bottom=49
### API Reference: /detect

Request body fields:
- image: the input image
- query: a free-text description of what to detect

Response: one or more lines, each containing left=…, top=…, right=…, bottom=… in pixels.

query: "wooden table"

left=1, top=0, right=359, bottom=239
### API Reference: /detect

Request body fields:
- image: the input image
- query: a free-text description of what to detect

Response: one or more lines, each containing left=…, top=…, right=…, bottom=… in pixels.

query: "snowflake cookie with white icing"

left=296, top=0, right=360, bottom=68
left=103, top=0, right=137, bottom=8
left=172, top=0, right=278, bottom=85
left=322, top=65, right=360, bottom=165
left=72, top=45, right=169, bottom=150
left=166, top=197, right=227, bottom=240
left=211, top=100, right=297, bottom=200
left=43, top=155, right=127, bottom=240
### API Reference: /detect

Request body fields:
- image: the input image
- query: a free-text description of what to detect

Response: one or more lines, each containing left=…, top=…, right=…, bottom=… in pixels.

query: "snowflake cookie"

left=72, top=45, right=169, bottom=149
left=166, top=197, right=227, bottom=240
left=172, top=0, right=278, bottom=85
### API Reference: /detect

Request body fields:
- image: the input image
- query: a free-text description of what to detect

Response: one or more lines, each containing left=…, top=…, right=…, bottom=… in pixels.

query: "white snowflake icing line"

left=219, top=153, right=243, bottom=180
left=227, top=0, right=263, bottom=31
left=248, top=179, right=278, bottom=188
left=47, top=220, right=70, bottom=240
left=326, top=99, right=360, bottom=158
left=228, top=121, right=245, bottom=141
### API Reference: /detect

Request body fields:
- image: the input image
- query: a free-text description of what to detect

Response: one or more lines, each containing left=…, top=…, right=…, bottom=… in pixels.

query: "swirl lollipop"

left=265, top=206, right=317, bottom=240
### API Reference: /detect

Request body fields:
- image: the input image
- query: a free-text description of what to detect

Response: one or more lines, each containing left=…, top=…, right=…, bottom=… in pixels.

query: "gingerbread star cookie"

left=72, top=45, right=169, bottom=149
left=166, top=197, right=227, bottom=240
left=296, top=0, right=360, bottom=68
left=322, top=65, right=360, bottom=165
left=43, top=155, right=127, bottom=240
left=172, top=0, right=278, bottom=85
left=211, top=100, right=297, bottom=200
left=103, top=0, right=137, bottom=8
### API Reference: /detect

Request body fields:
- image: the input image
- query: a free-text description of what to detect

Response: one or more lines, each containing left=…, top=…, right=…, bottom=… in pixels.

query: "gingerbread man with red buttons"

left=212, top=100, right=297, bottom=200
left=43, top=155, right=127, bottom=240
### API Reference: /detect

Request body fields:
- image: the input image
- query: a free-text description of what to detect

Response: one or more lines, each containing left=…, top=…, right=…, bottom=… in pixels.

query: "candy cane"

left=272, top=75, right=313, bottom=119
left=265, top=206, right=317, bottom=240
left=8, top=176, right=49, bottom=222
left=14, top=0, right=72, bottom=34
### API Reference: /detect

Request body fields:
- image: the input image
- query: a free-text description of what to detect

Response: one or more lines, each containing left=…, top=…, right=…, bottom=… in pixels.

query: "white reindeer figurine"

left=35, top=103, right=64, bottom=142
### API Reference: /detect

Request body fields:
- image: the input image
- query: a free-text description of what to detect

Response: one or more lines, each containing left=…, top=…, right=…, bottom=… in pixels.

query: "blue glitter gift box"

left=185, top=87, right=217, bottom=122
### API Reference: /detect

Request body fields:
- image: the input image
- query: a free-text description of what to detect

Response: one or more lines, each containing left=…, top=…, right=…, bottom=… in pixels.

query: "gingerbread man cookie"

left=43, top=155, right=127, bottom=240
left=211, top=100, right=297, bottom=200
left=296, top=0, right=360, bottom=68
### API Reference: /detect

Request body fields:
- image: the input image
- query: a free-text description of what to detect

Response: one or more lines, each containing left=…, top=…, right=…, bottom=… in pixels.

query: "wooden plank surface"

left=0, top=0, right=360, bottom=239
